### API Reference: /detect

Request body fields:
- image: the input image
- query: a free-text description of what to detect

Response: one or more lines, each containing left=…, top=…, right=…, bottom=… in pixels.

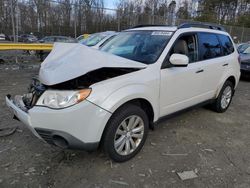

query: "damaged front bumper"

left=6, top=95, right=41, bottom=139
left=6, top=94, right=112, bottom=151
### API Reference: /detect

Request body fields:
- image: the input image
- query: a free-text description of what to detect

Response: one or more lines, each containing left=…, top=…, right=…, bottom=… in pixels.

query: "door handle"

left=223, top=63, right=229, bottom=67
left=196, top=69, right=204, bottom=73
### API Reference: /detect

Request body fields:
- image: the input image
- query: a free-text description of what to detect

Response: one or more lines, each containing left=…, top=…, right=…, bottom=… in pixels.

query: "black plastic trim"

left=196, top=69, right=204, bottom=73
left=178, top=22, right=225, bottom=31
left=153, top=99, right=215, bottom=125
left=35, top=128, right=99, bottom=151
left=132, top=23, right=226, bottom=32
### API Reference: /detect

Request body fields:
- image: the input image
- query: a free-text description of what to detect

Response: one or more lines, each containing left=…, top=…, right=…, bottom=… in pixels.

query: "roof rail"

left=178, top=22, right=225, bottom=31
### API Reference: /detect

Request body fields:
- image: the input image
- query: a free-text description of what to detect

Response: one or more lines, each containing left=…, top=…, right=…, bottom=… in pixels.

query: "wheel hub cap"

left=126, top=132, right=131, bottom=137
left=114, top=115, right=144, bottom=156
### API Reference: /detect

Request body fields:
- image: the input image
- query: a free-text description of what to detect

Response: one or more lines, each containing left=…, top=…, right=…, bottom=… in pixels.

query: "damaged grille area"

left=20, top=67, right=141, bottom=109
left=23, top=78, right=46, bottom=109
left=48, top=67, right=141, bottom=90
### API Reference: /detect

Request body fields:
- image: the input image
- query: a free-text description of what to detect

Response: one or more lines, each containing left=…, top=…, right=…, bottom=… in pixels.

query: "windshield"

left=100, top=31, right=172, bottom=64
left=243, top=46, right=250, bottom=54
left=80, top=33, right=107, bottom=46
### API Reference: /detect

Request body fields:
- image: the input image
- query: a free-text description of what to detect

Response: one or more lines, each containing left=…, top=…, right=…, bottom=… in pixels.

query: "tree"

left=177, top=0, right=190, bottom=20
left=0, top=0, right=249, bottom=38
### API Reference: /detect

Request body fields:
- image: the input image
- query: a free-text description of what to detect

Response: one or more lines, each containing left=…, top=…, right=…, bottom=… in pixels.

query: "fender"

left=99, top=84, right=160, bottom=122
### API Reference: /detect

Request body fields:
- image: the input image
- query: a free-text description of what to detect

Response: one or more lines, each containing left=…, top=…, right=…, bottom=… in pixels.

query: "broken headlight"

left=36, top=89, right=91, bottom=109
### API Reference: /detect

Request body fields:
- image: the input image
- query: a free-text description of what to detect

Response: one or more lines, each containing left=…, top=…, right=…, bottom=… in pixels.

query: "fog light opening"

left=52, top=135, right=68, bottom=149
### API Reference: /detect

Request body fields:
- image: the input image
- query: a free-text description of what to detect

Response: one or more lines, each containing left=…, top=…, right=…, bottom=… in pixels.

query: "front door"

left=160, top=33, right=205, bottom=116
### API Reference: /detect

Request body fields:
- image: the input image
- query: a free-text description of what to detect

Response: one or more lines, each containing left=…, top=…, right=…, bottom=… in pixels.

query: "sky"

left=104, top=0, right=119, bottom=9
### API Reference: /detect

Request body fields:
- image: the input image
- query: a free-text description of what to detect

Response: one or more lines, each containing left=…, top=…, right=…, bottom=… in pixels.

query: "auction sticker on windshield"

left=151, top=31, right=173, bottom=36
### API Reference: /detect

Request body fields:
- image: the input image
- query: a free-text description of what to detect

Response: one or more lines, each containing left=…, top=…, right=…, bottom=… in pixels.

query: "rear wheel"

left=102, top=104, right=149, bottom=162
left=211, top=81, right=234, bottom=113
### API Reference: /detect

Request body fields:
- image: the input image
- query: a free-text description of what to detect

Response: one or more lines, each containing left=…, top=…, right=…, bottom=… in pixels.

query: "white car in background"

left=6, top=23, right=240, bottom=162
left=0, top=33, right=6, bottom=40
left=79, top=31, right=117, bottom=49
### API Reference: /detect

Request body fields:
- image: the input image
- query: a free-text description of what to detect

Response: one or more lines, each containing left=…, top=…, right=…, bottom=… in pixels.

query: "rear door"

left=197, top=32, right=224, bottom=99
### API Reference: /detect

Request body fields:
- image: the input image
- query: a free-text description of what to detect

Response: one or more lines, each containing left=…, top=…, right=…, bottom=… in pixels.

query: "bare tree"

left=0, top=0, right=249, bottom=38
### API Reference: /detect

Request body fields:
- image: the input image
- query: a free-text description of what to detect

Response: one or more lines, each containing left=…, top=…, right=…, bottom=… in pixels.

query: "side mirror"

left=169, top=53, right=189, bottom=67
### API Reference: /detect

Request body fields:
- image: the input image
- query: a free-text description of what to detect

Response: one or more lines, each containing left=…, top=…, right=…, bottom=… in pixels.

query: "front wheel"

left=211, top=81, right=234, bottom=113
left=102, top=104, right=149, bottom=162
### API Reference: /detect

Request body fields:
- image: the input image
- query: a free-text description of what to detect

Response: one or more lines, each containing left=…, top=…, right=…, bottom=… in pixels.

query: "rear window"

left=217, top=34, right=234, bottom=55
left=198, top=33, right=221, bottom=60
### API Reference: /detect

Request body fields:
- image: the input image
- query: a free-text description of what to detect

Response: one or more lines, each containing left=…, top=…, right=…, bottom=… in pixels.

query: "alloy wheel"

left=221, top=86, right=232, bottom=109
left=114, top=115, right=144, bottom=156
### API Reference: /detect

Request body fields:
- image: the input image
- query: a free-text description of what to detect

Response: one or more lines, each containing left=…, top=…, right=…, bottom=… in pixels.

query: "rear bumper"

left=5, top=95, right=112, bottom=151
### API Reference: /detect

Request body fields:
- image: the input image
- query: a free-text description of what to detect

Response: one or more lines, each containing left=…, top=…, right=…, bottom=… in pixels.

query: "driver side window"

left=169, top=33, right=198, bottom=63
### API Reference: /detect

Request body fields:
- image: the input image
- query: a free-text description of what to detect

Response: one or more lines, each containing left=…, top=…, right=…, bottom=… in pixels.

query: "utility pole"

left=117, top=10, right=121, bottom=32
left=152, top=3, right=155, bottom=24
left=16, top=1, right=19, bottom=42
left=168, top=1, right=176, bottom=26
left=10, top=0, right=16, bottom=42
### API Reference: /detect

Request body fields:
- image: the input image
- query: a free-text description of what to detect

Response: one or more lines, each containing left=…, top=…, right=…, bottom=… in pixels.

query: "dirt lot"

left=0, top=62, right=250, bottom=188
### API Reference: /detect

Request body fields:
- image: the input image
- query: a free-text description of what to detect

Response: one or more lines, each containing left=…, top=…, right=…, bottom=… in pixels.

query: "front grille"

left=24, top=78, right=46, bottom=109
left=35, top=128, right=54, bottom=145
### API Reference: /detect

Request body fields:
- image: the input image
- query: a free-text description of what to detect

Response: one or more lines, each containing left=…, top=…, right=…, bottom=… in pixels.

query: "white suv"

left=6, top=23, right=240, bottom=162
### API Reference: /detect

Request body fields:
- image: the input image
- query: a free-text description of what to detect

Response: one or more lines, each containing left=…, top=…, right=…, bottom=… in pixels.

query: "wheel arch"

left=121, top=98, right=154, bottom=124
left=99, top=97, right=155, bottom=148
left=108, top=97, right=155, bottom=127
left=226, top=76, right=236, bottom=88
left=216, top=74, right=238, bottom=98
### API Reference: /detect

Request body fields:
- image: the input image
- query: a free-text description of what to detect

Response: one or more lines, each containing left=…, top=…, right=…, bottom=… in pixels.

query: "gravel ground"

left=0, top=62, right=250, bottom=188
left=0, top=50, right=40, bottom=64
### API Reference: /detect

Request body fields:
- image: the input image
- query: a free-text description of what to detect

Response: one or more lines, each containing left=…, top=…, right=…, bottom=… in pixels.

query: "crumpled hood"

left=39, top=43, right=146, bottom=85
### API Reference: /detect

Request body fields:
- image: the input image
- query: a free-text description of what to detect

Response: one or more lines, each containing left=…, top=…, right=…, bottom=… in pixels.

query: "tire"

left=211, top=81, right=234, bottom=113
left=102, top=104, right=149, bottom=162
